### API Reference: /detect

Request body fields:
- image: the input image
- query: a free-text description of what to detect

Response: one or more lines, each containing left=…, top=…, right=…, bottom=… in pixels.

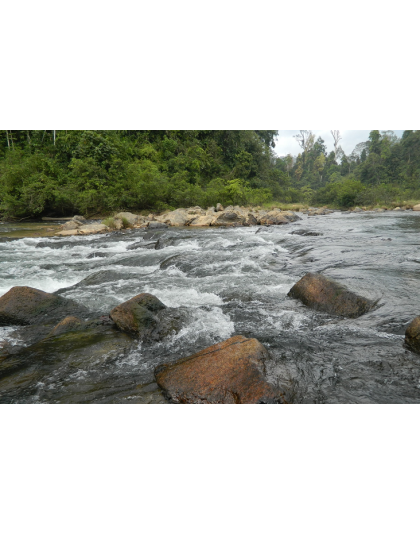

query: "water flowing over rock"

left=109, top=293, right=166, bottom=337
left=288, top=273, right=376, bottom=318
left=405, top=317, right=420, bottom=354
left=155, top=335, right=286, bottom=404
left=0, top=286, right=90, bottom=326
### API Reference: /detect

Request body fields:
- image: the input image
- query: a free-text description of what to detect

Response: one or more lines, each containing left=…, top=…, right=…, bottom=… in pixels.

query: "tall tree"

left=331, top=130, right=342, bottom=155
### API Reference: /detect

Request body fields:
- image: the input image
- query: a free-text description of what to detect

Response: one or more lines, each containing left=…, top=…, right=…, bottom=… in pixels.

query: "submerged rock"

left=405, top=317, right=420, bottom=354
left=288, top=273, right=376, bottom=318
left=0, top=286, right=90, bottom=326
left=147, top=221, right=168, bottom=229
left=48, top=316, right=83, bottom=337
left=155, top=335, right=286, bottom=404
left=291, top=229, right=323, bottom=236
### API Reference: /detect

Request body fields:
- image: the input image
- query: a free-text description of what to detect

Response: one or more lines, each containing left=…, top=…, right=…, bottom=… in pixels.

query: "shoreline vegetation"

left=1, top=130, right=420, bottom=222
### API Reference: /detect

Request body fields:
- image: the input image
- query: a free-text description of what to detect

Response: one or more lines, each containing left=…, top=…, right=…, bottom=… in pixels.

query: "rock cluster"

left=54, top=206, right=302, bottom=236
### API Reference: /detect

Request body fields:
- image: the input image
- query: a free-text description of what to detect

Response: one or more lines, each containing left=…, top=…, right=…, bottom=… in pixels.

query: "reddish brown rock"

left=288, top=273, right=375, bottom=318
left=155, top=335, right=286, bottom=404
left=109, top=293, right=166, bottom=337
left=0, top=286, right=89, bottom=326
left=405, top=316, right=420, bottom=354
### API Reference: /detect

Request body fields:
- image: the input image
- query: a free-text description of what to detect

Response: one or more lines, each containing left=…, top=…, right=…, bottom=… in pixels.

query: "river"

left=1, top=210, right=420, bottom=403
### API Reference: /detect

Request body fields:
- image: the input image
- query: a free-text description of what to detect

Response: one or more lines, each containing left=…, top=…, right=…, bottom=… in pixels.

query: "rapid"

left=1, top=210, right=420, bottom=403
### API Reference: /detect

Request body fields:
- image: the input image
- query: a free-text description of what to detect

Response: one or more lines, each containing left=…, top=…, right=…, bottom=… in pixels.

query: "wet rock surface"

left=0, top=286, right=90, bottom=326
left=288, top=273, right=376, bottom=318
left=405, top=317, right=420, bottom=354
left=109, top=293, right=184, bottom=341
left=155, top=336, right=286, bottom=404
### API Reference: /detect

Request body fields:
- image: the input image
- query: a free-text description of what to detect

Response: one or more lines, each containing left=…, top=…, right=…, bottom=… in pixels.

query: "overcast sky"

left=274, top=130, right=405, bottom=157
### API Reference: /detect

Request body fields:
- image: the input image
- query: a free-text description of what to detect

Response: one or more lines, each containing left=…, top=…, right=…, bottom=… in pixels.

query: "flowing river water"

left=1, top=211, right=420, bottom=403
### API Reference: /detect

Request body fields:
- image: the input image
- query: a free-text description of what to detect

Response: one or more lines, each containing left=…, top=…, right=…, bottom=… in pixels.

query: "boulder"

left=405, top=317, right=420, bottom=354
left=189, top=214, right=215, bottom=226
left=158, top=209, right=190, bottom=227
left=216, top=203, right=224, bottom=212
left=211, top=211, right=245, bottom=226
left=109, top=293, right=167, bottom=337
left=413, top=204, right=420, bottom=211
left=62, top=220, right=82, bottom=230
left=280, top=211, right=302, bottom=223
left=393, top=207, right=401, bottom=211
left=115, top=212, right=139, bottom=225
left=48, top=316, right=83, bottom=337
left=258, top=210, right=290, bottom=225
left=73, top=215, right=86, bottom=223
left=0, top=286, right=90, bottom=326
left=155, top=335, right=286, bottom=404
left=244, top=213, right=258, bottom=226
left=288, top=273, right=376, bottom=318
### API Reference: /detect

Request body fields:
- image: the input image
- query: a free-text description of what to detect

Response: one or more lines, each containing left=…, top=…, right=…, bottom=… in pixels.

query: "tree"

left=314, top=153, right=326, bottom=183
left=331, top=130, right=342, bottom=155
left=294, top=130, right=315, bottom=153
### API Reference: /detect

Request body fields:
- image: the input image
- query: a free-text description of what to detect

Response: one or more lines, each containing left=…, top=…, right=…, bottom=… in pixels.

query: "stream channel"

left=1, top=211, right=420, bottom=403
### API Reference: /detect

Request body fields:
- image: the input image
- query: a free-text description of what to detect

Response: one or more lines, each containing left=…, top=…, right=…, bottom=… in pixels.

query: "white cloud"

left=274, top=130, right=404, bottom=157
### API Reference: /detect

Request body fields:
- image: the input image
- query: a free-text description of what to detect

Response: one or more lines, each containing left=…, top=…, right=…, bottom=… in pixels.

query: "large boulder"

left=211, top=211, right=245, bottom=226
left=413, top=204, right=420, bottom=211
left=62, top=220, right=82, bottom=230
left=109, top=293, right=167, bottom=337
left=0, top=286, right=90, bottom=326
left=258, top=210, right=290, bottom=225
left=115, top=212, right=139, bottom=225
left=405, top=317, right=420, bottom=354
left=155, top=335, right=286, bottom=404
left=216, top=203, right=224, bottom=212
left=157, top=209, right=191, bottom=227
left=189, top=214, right=215, bottom=226
left=288, top=273, right=376, bottom=318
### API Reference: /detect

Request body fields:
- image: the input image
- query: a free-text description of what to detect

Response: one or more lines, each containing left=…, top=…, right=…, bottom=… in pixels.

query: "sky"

left=274, top=130, right=405, bottom=157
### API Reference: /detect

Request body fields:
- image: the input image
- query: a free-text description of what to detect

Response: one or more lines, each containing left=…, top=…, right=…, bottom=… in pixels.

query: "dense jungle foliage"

left=0, top=130, right=284, bottom=218
left=1, top=130, right=419, bottom=218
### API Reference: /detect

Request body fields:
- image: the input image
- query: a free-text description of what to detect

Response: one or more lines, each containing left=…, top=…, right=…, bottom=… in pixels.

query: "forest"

left=0, top=130, right=419, bottom=218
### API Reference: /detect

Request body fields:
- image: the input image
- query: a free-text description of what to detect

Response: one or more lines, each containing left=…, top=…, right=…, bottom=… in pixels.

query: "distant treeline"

left=1, top=130, right=419, bottom=218
left=282, top=130, right=420, bottom=207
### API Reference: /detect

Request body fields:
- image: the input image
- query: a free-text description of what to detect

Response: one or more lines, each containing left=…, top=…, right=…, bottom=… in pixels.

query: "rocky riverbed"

left=1, top=209, right=420, bottom=403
